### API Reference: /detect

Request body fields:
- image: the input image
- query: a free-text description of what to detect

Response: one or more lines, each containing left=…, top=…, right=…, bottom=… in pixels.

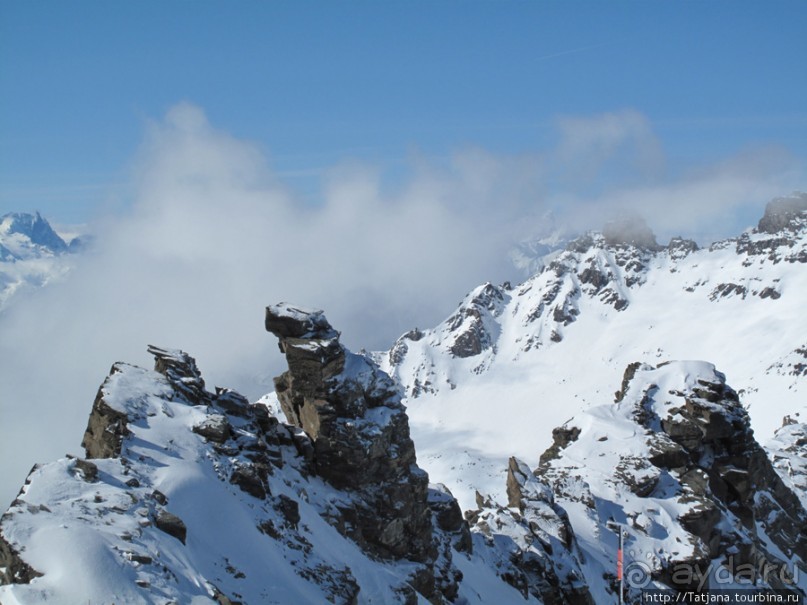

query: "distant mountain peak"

left=0, top=211, right=67, bottom=253
left=757, top=191, right=807, bottom=234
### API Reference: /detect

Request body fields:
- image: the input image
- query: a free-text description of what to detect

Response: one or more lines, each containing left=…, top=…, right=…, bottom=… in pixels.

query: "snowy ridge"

left=0, top=323, right=534, bottom=604
left=2, top=195, right=807, bottom=603
left=2, top=309, right=807, bottom=602
left=382, top=193, right=807, bottom=509
left=468, top=361, right=806, bottom=602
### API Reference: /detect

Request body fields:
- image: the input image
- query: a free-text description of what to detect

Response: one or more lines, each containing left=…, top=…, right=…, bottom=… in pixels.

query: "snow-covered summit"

left=0, top=211, right=84, bottom=310
left=0, top=309, right=536, bottom=605
left=377, top=194, right=807, bottom=502
left=467, top=360, right=806, bottom=601
left=2, top=303, right=806, bottom=603
left=0, top=211, right=69, bottom=256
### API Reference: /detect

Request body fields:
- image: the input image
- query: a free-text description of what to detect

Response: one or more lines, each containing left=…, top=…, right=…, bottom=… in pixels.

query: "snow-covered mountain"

left=2, top=195, right=807, bottom=603
left=0, top=211, right=84, bottom=310
left=2, top=305, right=804, bottom=603
left=0, top=308, right=536, bottom=604
left=378, top=193, right=807, bottom=509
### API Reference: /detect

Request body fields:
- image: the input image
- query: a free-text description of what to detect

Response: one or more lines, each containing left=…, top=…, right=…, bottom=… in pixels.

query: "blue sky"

left=0, top=0, right=806, bottom=225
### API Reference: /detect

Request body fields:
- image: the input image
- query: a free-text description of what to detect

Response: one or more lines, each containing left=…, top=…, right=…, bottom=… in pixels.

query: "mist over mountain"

left=0, top=211, right=85, bottom=310
left=1, top=194, right=806, bottom=603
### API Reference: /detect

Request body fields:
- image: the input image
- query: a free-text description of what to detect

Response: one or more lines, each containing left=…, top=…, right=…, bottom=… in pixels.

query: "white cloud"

left=0, top=103, right=803, bottom=508
left=553, top=109, right=666, bottom=185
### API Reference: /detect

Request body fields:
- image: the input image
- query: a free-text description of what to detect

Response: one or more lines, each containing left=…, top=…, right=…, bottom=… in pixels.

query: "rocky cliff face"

left=264, top=303, right=457, bottom=600
left=380, top=194, right=807, bottom=401
left=4, top=306, right=541, bottom=605
left=2, top=304, right=807, bottom=603
left=464, top=458, right=594, bottom=604
left=529, top=361, right=806, bottom=598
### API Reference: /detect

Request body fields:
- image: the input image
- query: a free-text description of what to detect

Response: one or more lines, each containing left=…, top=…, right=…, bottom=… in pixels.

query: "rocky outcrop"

left=266, top=303, right=462, bottom=601
left=444, top=283, right=506, bottom=359
left=464, top=457, right=592, bottom=604
left=154, top=509, right=187, bottom=544
left=533, top=361, right=807, bottom=598
left=757, top=192, right=807, bottom=234
left=148, top=344, right=212, bottom=406
left=81, top=367, right=132, bottom=459
left=0, top=531, right=42, bottom=585
left=733, top=193, right=807, bottom=264
left=82, top=347, right=214, bottom=459
left=2, top=328, right=485, bottom=604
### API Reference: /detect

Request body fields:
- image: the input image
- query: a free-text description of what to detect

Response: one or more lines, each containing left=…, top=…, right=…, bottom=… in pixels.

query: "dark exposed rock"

left=471, top=457, right=593, bottom=605
left=614, top=361, right=645, bottom=403
left=0, top=531, right=42, bottom=584
left=276, top=494, right=300, bottom=528
left=192, top=414, right=231, bottom=444
left=668, top=237, right=699, bottom=258
left=214, top=388, right=252, bottom=417
left=759, top=286, right=781, bottom=299
left=151, top=490, right=168, bottom=505
left=529, top=361, right=807, bottom=598
left=82, top=367, right=131, bottom=459
left=446, top=283, right=505, bottom=359
left=539, top=425, right=581, bottom=466
left=264, top=303, right=338, bottom=340
left=148, top=345, right=212, bottom=406
left=757, top=193, right=807, bottom=234
left=154, top=509, right=187, bottom=544
left=230, top=463, right=270, bottom=500
left=83, top=347, right=220, bottom=460
left=428, top=484, right=472, bottom=553
left=265, top=303, right=457, bottom=601
left=630, top=364, right=807, bottom=591
left=709, top=282, right=747, bottom=300
left=449, top=319, right=485, bottom=358
left=73, top=458, right=98, bottom=482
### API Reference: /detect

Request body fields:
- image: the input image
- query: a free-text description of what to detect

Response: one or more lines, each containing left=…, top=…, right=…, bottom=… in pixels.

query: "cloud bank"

left=0, top=103, right=803, bottom=507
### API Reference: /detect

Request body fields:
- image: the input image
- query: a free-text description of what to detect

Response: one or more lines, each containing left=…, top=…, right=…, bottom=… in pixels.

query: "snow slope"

left=472, top=360, right=807, bottom=602
left=379, top=194, right=807, bottom=509
left=0, top=341, right=534, bottom=605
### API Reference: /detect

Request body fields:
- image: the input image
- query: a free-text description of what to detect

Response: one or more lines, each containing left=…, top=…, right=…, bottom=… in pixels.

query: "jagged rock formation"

left=465, top=458, right=593, bottom=604
left=3, top=191, right=807, bottom=603
left=264, top=302, right=457, bottom=600
left=376, top=195, right=807, bottom=518
left=757, top=193, right=807, bottom=234
left=526, top=361, right=807, bottom=598
left=733, top=192, right=807, bottom=264
left=0, top=212, right=68, bottom=255
left=3, top=303, right=807, bottom=603
left=378, top=217, right=673, bottom=397
left=5, top=307, right=544, bottom=605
